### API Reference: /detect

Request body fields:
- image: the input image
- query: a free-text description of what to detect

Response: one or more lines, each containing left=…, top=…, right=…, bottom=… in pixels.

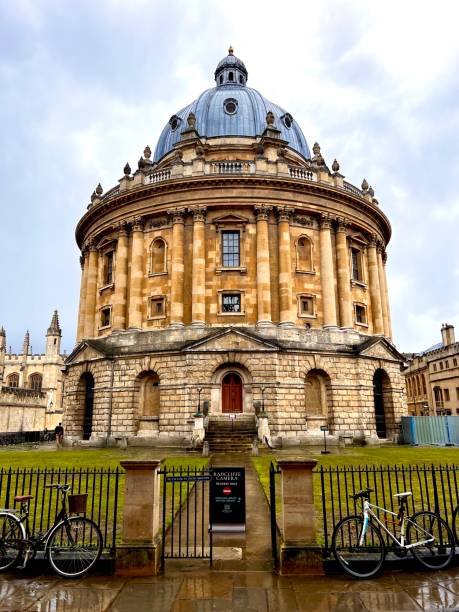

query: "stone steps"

left=205, top=425, right=256, bottom=451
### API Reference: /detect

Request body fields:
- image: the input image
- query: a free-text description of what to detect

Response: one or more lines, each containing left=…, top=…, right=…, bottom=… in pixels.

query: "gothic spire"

left=22, top=330, right=30, bottom=355
left=47, top=310, right=62, bottom=337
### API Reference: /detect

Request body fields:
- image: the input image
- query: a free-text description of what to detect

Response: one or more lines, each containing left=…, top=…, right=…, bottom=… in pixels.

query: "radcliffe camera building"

left=63, top=49, right=407, bottom=447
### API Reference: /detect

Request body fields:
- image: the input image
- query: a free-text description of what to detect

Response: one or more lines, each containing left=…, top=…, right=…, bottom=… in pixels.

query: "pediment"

left=185, top=329, right=278, bottom=352
left=349, top=232, right=367, bottom=246
left=65, top=341, right=106, bottom=364
left=213, top=214, right=249, bottom=226
left=359, top=338, right=403, bottom=361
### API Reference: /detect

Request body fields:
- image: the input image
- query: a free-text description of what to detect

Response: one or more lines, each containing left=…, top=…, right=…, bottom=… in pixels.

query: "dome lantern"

left=214, top=46, right=248, bottom=87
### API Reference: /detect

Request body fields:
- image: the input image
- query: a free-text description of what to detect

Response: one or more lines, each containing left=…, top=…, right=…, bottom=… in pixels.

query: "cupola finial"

left=228, top=45, right=234, bottom=55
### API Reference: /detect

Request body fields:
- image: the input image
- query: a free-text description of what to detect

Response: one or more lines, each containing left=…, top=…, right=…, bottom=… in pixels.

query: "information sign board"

left=210, top=467, right=246, bottom=533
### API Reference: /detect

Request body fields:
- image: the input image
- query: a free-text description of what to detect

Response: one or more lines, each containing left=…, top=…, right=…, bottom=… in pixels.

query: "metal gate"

left=160, top=466, right=212, bottom=566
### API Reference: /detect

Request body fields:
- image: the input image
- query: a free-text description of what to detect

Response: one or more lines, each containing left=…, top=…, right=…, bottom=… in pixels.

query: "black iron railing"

left=0, top=431, right=56, bottom=445
left=317, top=464, right=459, bottom=552
left=269, top=461, right=281, bottom=566
left=0, top=467, right=123, bottom=553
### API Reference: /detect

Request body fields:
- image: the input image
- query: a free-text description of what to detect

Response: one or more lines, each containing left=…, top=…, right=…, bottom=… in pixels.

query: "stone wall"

left=0, top=387, right=62, bottom=432
left=63, top=328, right=406, bottom=445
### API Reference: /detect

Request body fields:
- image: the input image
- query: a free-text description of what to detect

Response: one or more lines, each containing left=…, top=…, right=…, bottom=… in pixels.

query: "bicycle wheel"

left=332, top=515, right=385, bottom=579
left=0, top=512, right=25, bottom=571
left=47, top=517, right=103, bottom=578
left=452, top=506, right=459, bottom=545
left=407, top=511, right=455, bottom=570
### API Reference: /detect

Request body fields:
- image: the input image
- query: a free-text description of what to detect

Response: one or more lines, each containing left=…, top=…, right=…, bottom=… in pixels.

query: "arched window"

left=422, top=374, right=427, bottom=395
left=228, top=71, right=234, bottom=81
left=29, top=373, right=42, bottom=391
left=351, top=248, right=364, bottom=282
left=296, top=236, right=313, bottom=271
left=7, top=373, right=19, bottom=388
left=406, top=378, right=411, bottom=398
left=149, top=238, right=167, bottom=275
left=137, top=372, right=160, bottom=417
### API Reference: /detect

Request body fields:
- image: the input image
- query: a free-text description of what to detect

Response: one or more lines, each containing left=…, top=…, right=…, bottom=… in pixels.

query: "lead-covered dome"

left=154, top=48, right=310, bottom=162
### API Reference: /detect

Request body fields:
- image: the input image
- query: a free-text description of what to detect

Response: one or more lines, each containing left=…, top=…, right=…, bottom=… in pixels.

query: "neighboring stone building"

left=405, top=324, right=459, bottom=416
left=63, top=48, right=406, bottom=447
left=0, top=312, right=64, bottom=432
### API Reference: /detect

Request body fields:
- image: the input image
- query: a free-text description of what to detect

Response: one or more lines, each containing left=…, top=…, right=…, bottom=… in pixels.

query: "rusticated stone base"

left=279, top=544, right=324, bottom=575
left=115, top=543, right=161, bottom=576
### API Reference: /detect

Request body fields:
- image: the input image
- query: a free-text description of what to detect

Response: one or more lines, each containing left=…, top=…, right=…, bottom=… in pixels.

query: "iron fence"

left=318, top=464, right=459, bottom=552
left=0, top=431, right=56, bottom=446
left=0, top=467, right=123, bottom=553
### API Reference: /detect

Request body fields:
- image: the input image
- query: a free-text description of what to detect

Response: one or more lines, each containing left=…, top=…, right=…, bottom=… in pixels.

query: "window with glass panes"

left=222, top=294, right=241, bottom=312
left=222, top=231, right=240, bottom=267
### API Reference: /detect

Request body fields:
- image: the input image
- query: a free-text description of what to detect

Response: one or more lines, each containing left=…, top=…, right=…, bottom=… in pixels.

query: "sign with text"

left=210, top=467, right=246, bottom=533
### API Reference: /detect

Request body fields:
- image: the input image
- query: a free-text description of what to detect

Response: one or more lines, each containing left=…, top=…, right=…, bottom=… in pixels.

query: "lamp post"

left=260, top=387, right=266, bottom=414
left=194, top=387, right=203, bottom=417
left=320, top=425, right=330, bottom=455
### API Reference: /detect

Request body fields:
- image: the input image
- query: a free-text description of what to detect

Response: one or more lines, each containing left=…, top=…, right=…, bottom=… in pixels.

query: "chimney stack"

left=441, top=323, right=456, bottom=347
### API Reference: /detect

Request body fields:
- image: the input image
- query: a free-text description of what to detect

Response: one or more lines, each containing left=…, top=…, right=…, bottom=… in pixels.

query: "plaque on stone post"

left=210, top=467, right=246, bottom=533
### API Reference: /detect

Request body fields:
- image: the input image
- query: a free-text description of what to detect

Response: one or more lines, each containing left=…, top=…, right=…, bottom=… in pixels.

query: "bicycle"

left=0, top=483, right=103, bottom=578
left=331, top=488, right=455, bottom=579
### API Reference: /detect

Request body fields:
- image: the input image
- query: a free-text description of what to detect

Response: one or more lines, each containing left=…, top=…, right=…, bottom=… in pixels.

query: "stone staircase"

left=205, top=416, right=257, bottom=452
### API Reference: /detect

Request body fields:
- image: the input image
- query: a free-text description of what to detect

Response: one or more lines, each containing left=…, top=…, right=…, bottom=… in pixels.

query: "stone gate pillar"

left=116, top=459, right=163, bottom=576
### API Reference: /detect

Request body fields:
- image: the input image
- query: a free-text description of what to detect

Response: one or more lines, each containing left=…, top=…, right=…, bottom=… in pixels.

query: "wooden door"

left=222, top=373, right=243, bottom=413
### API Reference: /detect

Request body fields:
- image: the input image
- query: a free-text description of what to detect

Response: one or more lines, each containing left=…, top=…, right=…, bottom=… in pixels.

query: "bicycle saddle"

left=14, top=495, right=33, bottom=502
left=393, top=492, right=412, bottom=498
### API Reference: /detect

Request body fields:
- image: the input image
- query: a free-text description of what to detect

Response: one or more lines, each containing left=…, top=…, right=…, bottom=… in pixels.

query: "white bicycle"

left=331, top=488, right=455, bottom=578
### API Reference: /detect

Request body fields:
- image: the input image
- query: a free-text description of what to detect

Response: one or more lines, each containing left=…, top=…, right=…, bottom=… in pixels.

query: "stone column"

left=127, top=218, right=144, bottom=330
left=277, top=206, right=294, bottom=325
left=367, top=235, right=384, bottom=335
left=169, top=208, right=186, bottom=327
left=116, top=460, right=162, bottom=576
left=83, top=243, right=98, bottom=339
left=319, top=215, right=338, bottom=328
left=113, top=223, right=129, bottom=330
left=255, top=205, right=273, bottom=326
left=380, top=249, right=393, bottom=338
left=76, top=251, right=88, bottom=342
left=191, top=207, right=206, bottom=326
left=335, top=219, right=353, bottom=329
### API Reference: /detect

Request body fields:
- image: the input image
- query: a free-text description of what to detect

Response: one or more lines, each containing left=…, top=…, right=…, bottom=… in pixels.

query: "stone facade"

left=63, top=50, right=407, bottom=447
left=405, top=324, right=459, bottom=416
left=0, top=312, right=65, bottom=432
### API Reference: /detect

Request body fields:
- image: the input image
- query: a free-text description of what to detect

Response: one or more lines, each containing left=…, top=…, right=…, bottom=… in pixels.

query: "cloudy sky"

left=1, top=0, right=458, bottom=354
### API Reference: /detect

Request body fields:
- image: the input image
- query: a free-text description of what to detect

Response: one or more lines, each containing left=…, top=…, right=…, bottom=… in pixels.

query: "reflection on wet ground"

left=2, top=568, right=459, bottom=611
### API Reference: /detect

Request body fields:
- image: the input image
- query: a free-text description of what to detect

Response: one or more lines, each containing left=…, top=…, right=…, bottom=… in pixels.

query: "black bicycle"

left=0, top=483, right=103, bottom=577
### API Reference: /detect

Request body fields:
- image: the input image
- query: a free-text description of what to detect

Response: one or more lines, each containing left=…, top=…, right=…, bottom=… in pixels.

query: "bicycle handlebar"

left=45, top=484, right=71, bottom=491
left=350, top=488, right=373, bottom=500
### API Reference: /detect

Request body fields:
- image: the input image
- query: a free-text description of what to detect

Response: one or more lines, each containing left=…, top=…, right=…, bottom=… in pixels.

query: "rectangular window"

left=456, top=387, right=459, bottom=401
left=354, top=304, right=367, bottom=325
left=453, top=358, right=457, bottom=367
left=351, top=248, right=363, bottom=282
left=222, top=293, right=241, bottom=313
left=444, top=388, right=450, bottom=402
left=446, top=360, right=449, bottom=369
left=440, top=362, right=444, bottom=370
left=100, top=307, right=111, bottom=328
left=433, top=363, right=437, bottom=372
left=149, top=296, right=165, bottom=318
left=104, top=251, right=114, bottom=285
left=222, top=231, right=240, bottom=267
left=299, top=296, right=314, bottom=316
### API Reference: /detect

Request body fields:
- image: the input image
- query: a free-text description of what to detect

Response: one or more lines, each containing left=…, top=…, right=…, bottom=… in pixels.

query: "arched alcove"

left=76, top=372, right=95, bottom=441
left=304, top=369, right=332, bottom=431
left=373, top=369, right=395, bottom=438
left=135, top=371, right=161, bottom=435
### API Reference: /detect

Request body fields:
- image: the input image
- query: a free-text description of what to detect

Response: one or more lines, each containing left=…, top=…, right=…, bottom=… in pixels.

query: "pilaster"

left=335, top=218, right=353, bottom=329
left=276, top=206, right=294, bottom=325
left=168, top=208, right=186, bottom=327
left=367, top=235, right=384, bottom=335
left=191, top=207, right=206, bottom=326
left=83, top=242, right=98, bottom=338
left=113, top=223, right=129, bottom=330
left=127, top=218, right=144, bottom=330
left=76, top=250, right=89, bottom=342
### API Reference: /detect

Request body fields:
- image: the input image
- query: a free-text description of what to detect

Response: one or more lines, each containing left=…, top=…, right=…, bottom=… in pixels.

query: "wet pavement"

left=3, top=568, right=459, bottom=611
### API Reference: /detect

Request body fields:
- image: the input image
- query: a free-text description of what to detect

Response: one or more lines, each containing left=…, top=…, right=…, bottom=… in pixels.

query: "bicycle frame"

left=360, top=499, right=435, bottom=549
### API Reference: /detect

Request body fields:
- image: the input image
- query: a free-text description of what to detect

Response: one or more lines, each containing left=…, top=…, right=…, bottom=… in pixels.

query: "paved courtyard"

left=3, top=567, right=459, bottom=611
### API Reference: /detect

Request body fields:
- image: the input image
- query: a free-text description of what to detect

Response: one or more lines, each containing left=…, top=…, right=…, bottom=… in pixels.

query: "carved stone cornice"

left=276, top=206, right=294, bottom=223
left=190, top=206, right=207, bottom=223
left=167, top=207, right=186, bottom=224
left=145, top=217, right=169, bottom=230
left=254, top=204, right=272, bottom=221
left=292, top=214, right=314, bottom=227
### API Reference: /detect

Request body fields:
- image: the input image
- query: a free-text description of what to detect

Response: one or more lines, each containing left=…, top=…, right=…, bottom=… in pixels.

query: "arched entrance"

left=373, top=369, right=393, bottom=438
left=81, top=373, right=94, bottom=440
left=135, top=371, right=161, bottom=435
left=222, top=372, right=243, bottom=413
left=304, top=369, right=332, bottom=431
